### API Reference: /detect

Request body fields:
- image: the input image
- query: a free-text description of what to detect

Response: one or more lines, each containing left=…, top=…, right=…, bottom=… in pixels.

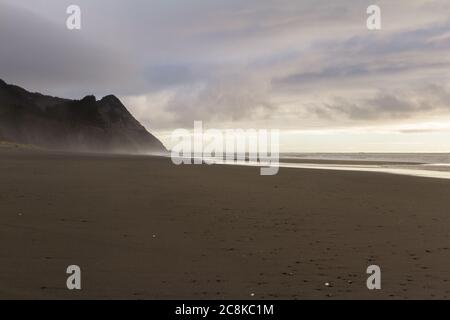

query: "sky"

left=1, top=0, right=450, bottom=152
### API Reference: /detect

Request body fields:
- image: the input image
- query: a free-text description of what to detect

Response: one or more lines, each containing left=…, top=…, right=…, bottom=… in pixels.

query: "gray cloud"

left=306, top=85, right=450, bottom=122
left=164, top=76, right=274, bottom=127
left=0, top=1, right=137, bottom=98
left=2, top=0, right=450, bottom=132
left=274, top=19, right=450, bottom=91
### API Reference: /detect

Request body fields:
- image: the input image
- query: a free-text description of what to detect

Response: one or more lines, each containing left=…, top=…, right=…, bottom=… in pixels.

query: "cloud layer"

left=1, top=0, right=450, bottom=140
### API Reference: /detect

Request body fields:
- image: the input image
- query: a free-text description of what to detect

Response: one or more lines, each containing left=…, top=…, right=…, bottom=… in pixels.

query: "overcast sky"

left=1, top=0, right=450, bottom=152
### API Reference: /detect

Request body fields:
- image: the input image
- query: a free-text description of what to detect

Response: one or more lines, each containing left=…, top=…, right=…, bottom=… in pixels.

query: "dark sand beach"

left=1, top=148, right=450, bottom=299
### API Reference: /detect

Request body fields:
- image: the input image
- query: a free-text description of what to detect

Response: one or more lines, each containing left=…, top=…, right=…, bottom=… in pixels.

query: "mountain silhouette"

left=0, top=79, right=166, bottom=154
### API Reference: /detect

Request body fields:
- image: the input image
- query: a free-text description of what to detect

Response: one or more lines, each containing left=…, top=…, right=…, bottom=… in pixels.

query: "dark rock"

left=0, top=79, right=166, bottom=154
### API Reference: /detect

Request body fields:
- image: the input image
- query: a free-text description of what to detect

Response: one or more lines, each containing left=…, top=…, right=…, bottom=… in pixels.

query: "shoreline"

left=175, top=155, right=450, bottom=180
left=3, top=147, right=450, bottom=180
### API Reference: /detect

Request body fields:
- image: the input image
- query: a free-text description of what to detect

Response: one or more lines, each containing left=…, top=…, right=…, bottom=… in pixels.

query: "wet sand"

left=1, top=149, right=450, bottom=299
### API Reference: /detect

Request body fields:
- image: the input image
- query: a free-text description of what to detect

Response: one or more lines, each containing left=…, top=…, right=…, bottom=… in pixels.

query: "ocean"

left=279, top=153, right=450, bottom=179
left=281, top=153, right=450, bottom=164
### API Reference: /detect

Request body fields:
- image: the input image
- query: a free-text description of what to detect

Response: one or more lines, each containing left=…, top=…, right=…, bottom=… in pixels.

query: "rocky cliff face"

left=0, top=79, right=166, bottom=154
